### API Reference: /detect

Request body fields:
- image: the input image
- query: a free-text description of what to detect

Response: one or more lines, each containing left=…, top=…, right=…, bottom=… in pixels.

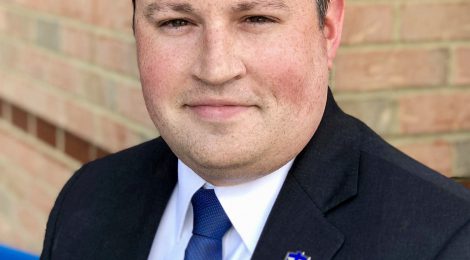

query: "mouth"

left=185, top=100, right=256, bottom=121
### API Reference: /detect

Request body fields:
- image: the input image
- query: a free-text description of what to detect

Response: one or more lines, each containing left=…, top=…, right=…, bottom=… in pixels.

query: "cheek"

left=245, top=29, right=328, bottom=108
left=259, top=49, right=327, bottom=109
left=270, top=67, right=310, bottom=106
left=138, top=43, right=185, bottom=102
left=263, top=21, right=328, bottom=106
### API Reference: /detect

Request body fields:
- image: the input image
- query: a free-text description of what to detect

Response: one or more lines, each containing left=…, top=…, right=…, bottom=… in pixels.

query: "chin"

left=184, top=146, right=260, bottom=171
left=192, top=151, right=249, bottom=169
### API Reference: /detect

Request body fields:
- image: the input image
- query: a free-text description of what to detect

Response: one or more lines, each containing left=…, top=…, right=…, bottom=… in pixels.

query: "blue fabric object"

left=184, top=188, right=231, bottom=260
left=0, top=245, right=38, bottom=260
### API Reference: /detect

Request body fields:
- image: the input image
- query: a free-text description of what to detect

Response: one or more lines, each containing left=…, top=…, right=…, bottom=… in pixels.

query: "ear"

left=322, top=0, right=345, bottom=70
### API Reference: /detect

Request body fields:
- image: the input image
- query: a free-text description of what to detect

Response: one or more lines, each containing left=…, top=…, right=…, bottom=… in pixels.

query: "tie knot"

left=191, top=188, right=231, bottom=240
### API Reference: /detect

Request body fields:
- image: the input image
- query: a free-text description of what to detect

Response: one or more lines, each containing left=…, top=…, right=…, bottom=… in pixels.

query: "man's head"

left=133, top=0, right=344, bottom=185
left=133, top=0, right=333, bottom=28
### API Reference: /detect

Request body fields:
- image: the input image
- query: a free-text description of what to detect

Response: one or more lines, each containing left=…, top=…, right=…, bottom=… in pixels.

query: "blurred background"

left=0, top=0, right=469, bottom=255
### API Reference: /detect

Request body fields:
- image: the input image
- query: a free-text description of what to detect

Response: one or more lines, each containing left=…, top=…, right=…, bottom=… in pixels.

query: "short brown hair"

left=131, top=0, right=331, bottom=29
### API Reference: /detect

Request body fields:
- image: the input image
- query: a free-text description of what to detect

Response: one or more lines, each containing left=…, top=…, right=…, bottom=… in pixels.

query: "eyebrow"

left=144, top=2, right=194, bottom=19
left=232, top=0, right=289, bottom=12
left=144, top=0, right=288, bottom=18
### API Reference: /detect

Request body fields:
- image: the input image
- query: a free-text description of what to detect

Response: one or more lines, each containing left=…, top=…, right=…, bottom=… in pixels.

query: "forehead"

left=151, top=0, right=288, bottom=9
left=138, top=0, right=307, bottom=13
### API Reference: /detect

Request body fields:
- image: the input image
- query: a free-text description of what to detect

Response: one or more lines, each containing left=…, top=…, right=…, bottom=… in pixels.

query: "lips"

left=185, top=99, right=255, bottom=120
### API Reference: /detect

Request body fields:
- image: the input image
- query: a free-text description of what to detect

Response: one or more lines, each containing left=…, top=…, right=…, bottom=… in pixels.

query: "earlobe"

left=322, top=0, right=345, bottom=69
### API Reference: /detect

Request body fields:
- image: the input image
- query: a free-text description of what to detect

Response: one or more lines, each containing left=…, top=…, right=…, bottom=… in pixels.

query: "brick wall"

left=333, top=0, right=470, bottom=180
left=0, top=0, right=469, bottom=254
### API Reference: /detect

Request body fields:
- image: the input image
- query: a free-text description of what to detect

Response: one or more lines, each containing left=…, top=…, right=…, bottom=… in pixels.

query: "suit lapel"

left=252, top=89, right=361, bottom=259
left=251, top=172, right=345, bottom=260
left=98, top=139, right=178, bottom=260
left=128, top=141, right=178, bottom=260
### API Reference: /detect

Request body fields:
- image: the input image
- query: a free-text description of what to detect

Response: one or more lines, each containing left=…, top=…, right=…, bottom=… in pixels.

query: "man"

left=41, top=0, right=470, bottom=259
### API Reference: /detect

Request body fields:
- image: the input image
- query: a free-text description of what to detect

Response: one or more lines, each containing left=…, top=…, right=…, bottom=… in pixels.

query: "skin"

left=134, top=0, right=344, bottom=186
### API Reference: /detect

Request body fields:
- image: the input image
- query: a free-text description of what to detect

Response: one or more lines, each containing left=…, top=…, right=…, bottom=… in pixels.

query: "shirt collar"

left=175, top=161, right=206, bottom=241
left=176, top=159, right=294, bottom=253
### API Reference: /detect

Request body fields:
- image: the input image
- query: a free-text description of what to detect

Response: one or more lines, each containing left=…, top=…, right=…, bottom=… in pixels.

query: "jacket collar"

left=293, top=88, right=360, bottom=213
left=118, top=139, right=179, bottom=260
left=252, top=88, right=361, bottom=259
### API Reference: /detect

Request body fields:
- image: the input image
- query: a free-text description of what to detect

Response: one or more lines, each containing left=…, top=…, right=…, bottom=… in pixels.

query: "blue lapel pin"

left=285, top=251, right=311, bottom=260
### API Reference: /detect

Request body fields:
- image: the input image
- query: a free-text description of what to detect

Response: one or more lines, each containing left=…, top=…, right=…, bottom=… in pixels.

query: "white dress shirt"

left=148, top=159, right=294, bottom=260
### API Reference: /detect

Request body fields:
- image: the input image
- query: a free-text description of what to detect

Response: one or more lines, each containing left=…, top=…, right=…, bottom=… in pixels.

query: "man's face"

left=134, top=0, right=343, bottom=185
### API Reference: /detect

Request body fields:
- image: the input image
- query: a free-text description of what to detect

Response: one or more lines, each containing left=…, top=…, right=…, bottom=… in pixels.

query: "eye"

left=244, top=16, right=276, bottom=24
left=159, top=19, right=191, bottom=28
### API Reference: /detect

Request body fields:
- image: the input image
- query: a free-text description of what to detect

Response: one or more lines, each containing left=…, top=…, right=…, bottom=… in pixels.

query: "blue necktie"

left=184, top=188, right=232, bottom=260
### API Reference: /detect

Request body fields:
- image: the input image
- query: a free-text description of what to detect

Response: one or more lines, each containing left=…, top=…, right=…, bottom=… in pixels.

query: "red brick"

left=63, top=99, right=97, bottom=141
left=0, top=129, right=74, bottom=255
left=0, top=207, right=13, bottom=236
left=0, top=70, right=64, bottom=127
left=334, top=49, right=448, bottom=91
left=93, top=35, right=139, bottom=77
left=454, top=47, right=470, bottom=85
left=36, top=117, right=57, bottom=147
left=342, top=4, right=394, bottom=45
left=0, top=126, right=73, bottom=190
left=399, top=92, right=470, bottom=134
left=64, top=131, right=91, bottom=163
left=456, top=140, right=470, bottom=178
left=338, top=97, right=396, bottom=135
left=0, top=6, right=6, bottom=32
left=16, top=205, right=45, bottom=252
left=93, top=0, right=134, bottom=33
left=397, top=140, right=453, bottom=177
left=17, top=197, right=45, bottom=232
left=4, top=11, right=33, bottom=42
left=115, top=84, right=154, bottom=128
left=1, top=67, right=100, bottom=144
left=1, top=70, right=122, bottom=150
left=9, top=37, right=84, bottom=96
left=401, top=3, right=470, bottom=41
left=96, top=147, right=110, bottom=159
left=0, top=172, right=14, bottom=213
left=0, top=181, right=28, bottom=223
left=59, top=0, right=94, bottom=23
left=60, top=25, right=94, bottom=62
left=42, top=57, right=84, bottom=95
left=9, top=0, right=36, bottom=9
left=0, top=211, right=21, bottom=251
left=13, top=44, right=48, bottom=82
left=0, top=162, right=30, bottom=204
left=0, top=40, right=16, bottom=70
left=0, top=99, right=4, bottom=118
left=0, top=57, right=141, bottom=155
left=459, top=180, right=470, bottom=190
left=82, top=77, right=112, bottom=109
left=0, top=139, right=70, bottom=220
left=11, top=105, right=28, bottom=132
left=12, top=0, right=60, bottom=14
left=96, top=114, right=145, bottom=152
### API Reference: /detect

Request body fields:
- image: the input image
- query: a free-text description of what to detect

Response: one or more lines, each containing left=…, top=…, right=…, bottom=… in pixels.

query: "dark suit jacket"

left=41, top=90, right=470, bottom=259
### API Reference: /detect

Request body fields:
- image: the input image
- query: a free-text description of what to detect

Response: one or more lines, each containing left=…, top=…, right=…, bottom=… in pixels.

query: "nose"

left=192, top=26, right=246, bottom=86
